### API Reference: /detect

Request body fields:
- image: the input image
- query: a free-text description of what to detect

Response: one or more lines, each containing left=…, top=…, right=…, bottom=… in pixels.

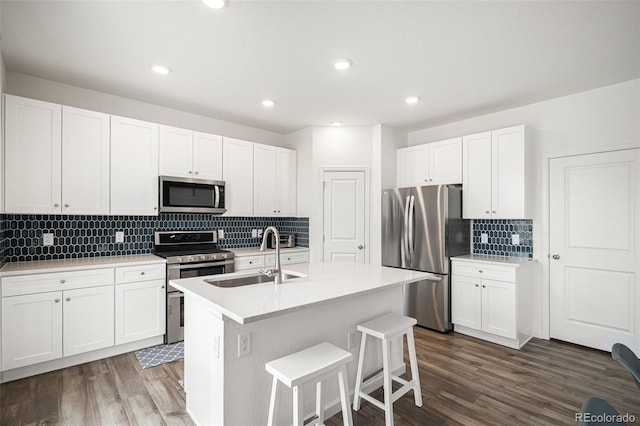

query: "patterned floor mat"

left=135, top=341, right=184, bottom=369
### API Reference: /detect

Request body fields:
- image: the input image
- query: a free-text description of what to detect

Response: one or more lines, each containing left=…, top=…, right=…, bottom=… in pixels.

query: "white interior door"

left=550, top=149, right=640, bottom=352
left=322, top=171, right=367, bottom=263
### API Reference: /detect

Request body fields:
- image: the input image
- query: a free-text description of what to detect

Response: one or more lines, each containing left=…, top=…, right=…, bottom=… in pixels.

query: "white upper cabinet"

left=223, top=137, right=254, bottom=216
left=462, top=125, right=532, bottom=219
left=4, top=95, right=62, bottom=214
left=396, top=137, right=462, bottom=187
left=158, top=126, right=223, bottom=181
left=193, top=131, right=223, bottom=180
left=62, top=106, right=110, bottom=214
left=110, top=116, right=159, bottom=215
left=253, top=144, right=297, bottom=216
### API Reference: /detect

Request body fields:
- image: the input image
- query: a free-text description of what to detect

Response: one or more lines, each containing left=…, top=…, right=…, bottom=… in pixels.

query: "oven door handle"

left=167, top=259, right=235, bottom=270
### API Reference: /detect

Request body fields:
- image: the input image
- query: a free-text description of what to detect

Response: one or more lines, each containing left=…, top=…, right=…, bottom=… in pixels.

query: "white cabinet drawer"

left=235, top=255, right=265, bottom=271
left=2, top=268, right=114, bottom=297
left=452, top=261, right=516, bottom=282
left=265, top=251, right=309, bottom=267
left=115, top=263, right=165, bottom=284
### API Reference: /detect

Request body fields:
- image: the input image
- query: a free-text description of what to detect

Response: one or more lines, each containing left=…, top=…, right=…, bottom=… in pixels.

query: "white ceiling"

left=1, top=1, right=639, bottom=134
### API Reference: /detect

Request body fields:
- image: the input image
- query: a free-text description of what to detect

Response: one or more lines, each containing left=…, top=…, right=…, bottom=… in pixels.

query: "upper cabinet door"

left=159, top=125, right=193, bottom=178
left=222, top=137, right=254, bottom=216
left=253, top=144, right=278, bottom=216
left=396, top=145, right=428, bottom=187
left=4, top=95, right=62, bottom=214
left=462, top=131, right=493, bottom=218
left=491, top=125, right=529, bottom=219
left=62, top=106, right=110, bottom=215
left=429, top=137, right=462, bottom=185
left=277, top=148, right=297, bottom=216
left=193, top=131, right=223, bottom=180
left=110, top=116, right=159, bottom=215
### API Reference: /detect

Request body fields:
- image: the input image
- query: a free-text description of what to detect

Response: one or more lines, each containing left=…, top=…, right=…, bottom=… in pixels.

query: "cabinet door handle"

left=475, top=284, right=479, bottom=287
left=60, top=279, right=66, bottom=283
left=54, top=203, right=60, bottom=208
left=552, top=254, right=560, bottom=260
left=492, top=210, right=497, bottom=214
left=478, top=270, right=483, bottom=273
left=195, top=171, right=199, bottom=175
left=482, top=285, right=486, bottom=288
left=485, top=210, right=490, bottom=214
left=161, top=285, right=165, bottom=289
left=429, top=178, right=433, bottom=182
left=64, top=204, right=69, bottom=208
left=188, top=171, right=192, bottom=174
left=153, top=207, right=158, bottom=210
left=141, top=272, right=145, bottom=275
left=66, top=297, right=71, bottom=302
left=55, top=298, right=60, bottom=303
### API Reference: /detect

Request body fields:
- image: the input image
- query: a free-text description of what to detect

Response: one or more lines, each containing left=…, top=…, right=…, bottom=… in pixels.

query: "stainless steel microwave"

left=159, top=176, right=226, bottom=214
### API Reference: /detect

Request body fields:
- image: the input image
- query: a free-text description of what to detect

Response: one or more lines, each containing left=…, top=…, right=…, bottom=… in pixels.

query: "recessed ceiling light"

left=405, top=96, right=420, bottom=105
left=262, top=99, right=275, bottom=107
left=331, top=121, right=343, bottom=127
left=334, top=58, right=353, bottom=71
left=203, top=0, right=228, bottom=9
left=151, top=64, right=172, bottom=75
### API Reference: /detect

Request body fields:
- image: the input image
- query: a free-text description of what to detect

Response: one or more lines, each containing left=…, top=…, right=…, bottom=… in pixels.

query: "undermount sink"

left=205, top=270, right=307, bottom=288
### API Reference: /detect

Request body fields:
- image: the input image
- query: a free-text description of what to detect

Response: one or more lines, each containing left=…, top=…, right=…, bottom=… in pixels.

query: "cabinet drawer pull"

left=478, top=270, right=483, bottom=273
left=66, top=297, right=71, bottom=302
left=141, top=272, right=145, bottom=275
left=60, top=279, right=66, bottom=284
left=482, top=285, right=486, bottom=288
left=249, top=261, right=253, bottom=264
left=161, top=285, right=165, bottom=289
left=475, top=284, right=479, bottom=287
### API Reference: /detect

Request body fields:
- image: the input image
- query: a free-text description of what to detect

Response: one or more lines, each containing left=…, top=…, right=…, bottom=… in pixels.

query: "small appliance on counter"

left=154, top=230, right=235, bottom=344
left=266, top=232, right=295, bottom=248
left=381, top=184, right=470, bottom=332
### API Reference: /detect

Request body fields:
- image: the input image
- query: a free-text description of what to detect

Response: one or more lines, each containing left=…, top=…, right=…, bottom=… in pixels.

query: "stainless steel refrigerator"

left=382, top=185, right=470, bottom=331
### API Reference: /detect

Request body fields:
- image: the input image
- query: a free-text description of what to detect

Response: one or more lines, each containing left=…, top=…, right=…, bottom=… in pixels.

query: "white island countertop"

left=170, top=262, right=432, bottom=324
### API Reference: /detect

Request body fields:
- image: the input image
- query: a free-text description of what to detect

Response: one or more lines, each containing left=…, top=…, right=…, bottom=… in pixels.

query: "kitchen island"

left=170, top=262, right=431, bottom=426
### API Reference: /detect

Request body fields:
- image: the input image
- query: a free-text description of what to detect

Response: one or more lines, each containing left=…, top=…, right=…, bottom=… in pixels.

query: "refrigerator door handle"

left=403, top=195, right=410, bottom=260
left=408, top=195, right=415, bottom=260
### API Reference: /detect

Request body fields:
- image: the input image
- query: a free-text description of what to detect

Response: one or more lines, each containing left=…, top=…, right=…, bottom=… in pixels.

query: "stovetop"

left=154, top=230, right=234, bottom=264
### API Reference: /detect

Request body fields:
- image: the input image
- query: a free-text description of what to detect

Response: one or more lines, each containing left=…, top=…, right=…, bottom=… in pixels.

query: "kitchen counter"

left=170, top=261, right=432, bottom=324
left=229, top=246, right=309, bottom=257
left=174, top=262, right=428, bottom=425
left=0, top=254, right=165, bottom=276
left=453, top=254, right=536, bottom=265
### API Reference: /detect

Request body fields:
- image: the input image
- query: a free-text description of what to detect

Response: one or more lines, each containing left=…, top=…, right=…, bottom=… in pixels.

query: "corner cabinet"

left=396, top=137, right=462, bottom=187
left=222, top=137, right=254, bottom=216
left=462, top=125, right=532, bottom=219
left=159, top=125, right=223, bottom=181
left=254, top=145, right=297, bottom=216
left=110, top=116, right=159, bottom=215
left=451, top=257, right=537, bottom=349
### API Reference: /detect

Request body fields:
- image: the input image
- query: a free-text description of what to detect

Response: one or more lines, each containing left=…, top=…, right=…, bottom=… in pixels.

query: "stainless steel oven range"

left=154, top=230, right=235, bottom=344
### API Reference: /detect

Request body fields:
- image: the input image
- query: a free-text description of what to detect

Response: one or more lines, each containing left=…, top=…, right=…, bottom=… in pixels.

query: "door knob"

left=358, top=244, right=364, bottom=249
left=552, top=254, right=560, bottom=260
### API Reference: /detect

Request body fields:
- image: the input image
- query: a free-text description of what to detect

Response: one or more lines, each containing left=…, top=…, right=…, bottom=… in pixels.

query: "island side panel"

left=223, top=285, right=405, bottom=426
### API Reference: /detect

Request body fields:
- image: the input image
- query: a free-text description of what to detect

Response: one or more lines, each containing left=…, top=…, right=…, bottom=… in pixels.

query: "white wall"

left=408, top=78, right=640, bottom=338
left=5, top=71, right=286, bottom=147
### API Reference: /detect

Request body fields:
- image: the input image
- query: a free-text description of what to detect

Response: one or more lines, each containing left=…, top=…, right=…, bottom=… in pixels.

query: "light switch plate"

left=115, top=231, right=125, bottom=243
left=218, top=229, right=225, bottom=239
left=251, top=229, right=258, bottom=238
left=43, top=233, right=54, bottom=246
left=511, top=234, right=520, bottom=245
left=481, top=233, right=488, bottom=244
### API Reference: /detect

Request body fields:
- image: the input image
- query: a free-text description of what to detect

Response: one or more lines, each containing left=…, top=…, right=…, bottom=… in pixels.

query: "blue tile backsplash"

left=0, top=214, right=308, bottom=263
left=472, top=219, right=533, bottom=258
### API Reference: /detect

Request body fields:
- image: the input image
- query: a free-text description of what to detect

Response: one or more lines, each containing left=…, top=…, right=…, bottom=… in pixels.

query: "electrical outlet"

left=348, top=330, right=358, bottom=349
left=481, top=233, right=488, bottom=244
left=43, top=233, right=54, bottom=246
left=511, top=234, right=520, bottom=245
left=251, top=229, right=258, bottom=238
left=257, top=229, right=263, bottom=238
left=238, top=333, right=250, bottom=357
left=218, top=229, right=225, bottom=239
left=115, top=231, right=125, bottom=243
left=212, top=335, right=220, bottom=359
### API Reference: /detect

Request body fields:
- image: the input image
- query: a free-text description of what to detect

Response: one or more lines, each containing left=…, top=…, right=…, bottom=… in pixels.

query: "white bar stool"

left=265, top=342, right=354, bottom=426
left=352, top=313, right=422, bottom=426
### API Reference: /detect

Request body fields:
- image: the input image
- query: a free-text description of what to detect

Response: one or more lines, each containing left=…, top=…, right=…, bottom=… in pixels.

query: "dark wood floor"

left=1, top=328, right=639, bottom=425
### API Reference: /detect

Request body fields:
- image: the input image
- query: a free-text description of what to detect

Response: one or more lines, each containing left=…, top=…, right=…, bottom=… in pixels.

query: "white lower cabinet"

left=234, top=249, right=309, bottom=272
left=1, top=291, right=63, bottom=370
left=63, top=285, right=114, bottom=357
left=451, top=257, right=536, bottom=349
left=114, top=263, right=166, bottom=345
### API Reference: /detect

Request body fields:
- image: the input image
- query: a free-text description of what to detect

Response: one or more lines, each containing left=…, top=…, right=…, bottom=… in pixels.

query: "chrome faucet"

left=259, top=226, right=283, bottom=284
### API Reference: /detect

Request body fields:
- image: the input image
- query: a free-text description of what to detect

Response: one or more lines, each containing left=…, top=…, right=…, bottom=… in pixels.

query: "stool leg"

left=267, top=376, right=279, bottom=426
left=352, top=332, right=367, bottom=411
left=406, top=328, right=423, bottom=407
left=316, top=380, right=324, bottom=425
left=293, top=385, right=304, bottom=426
left=338, top=365, right=354, bottom=426
left=382, top=337, right=394, bottom=426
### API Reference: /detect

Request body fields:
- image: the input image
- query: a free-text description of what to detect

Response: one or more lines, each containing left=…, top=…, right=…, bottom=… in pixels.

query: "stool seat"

left=266, top=342, right=353, bottom=387
left=266, top=342, right=354, bottom=426
left=357, top=313, right=417, bottom=339
left=353, top=313, right=422, bottom=426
